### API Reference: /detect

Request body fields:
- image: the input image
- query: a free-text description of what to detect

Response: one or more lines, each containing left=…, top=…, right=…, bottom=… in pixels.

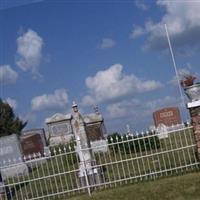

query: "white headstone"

left=0, top=134, right=28, bottom=180
left=156, top=124, right=168, bottom=139
left=0, top=134, right=22, bottom=167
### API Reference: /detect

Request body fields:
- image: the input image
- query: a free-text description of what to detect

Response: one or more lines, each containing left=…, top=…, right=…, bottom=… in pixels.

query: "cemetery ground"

left=68, top=171, right=200, bottom=200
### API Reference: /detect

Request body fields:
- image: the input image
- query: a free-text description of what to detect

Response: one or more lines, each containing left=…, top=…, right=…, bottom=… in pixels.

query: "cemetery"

left=0, top=9, right=200, bottom=199
left=2, top=1, right=200, bottom=199
left=0, top=76, right=200, bottom=200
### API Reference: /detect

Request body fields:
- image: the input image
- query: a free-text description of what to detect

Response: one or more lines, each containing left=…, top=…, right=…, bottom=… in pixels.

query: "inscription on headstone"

left=51, top=122, right=72, bottom=136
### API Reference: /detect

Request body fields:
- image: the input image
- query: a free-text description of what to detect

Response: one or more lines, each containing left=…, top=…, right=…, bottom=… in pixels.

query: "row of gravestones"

left=0, top=130, right=49, bottom=198
left=1, top=130, right=46, bottom=162
left=0, top=127, right=53, bottom=199
left=0, top=103, right=107, bottom=196
left=0, top=103, right=107, bottom=183
left=0, top=129, right=47, bottom=181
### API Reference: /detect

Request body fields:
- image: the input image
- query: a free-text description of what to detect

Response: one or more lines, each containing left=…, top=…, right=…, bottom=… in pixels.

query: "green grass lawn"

left=69, top=171, right=200, bottom=200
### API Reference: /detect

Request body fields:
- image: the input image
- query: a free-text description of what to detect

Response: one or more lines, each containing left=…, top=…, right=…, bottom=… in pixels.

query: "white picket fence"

left=0, top=124, right=199, bottom=200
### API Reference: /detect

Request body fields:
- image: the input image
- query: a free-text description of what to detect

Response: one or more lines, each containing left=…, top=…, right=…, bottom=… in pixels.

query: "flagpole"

left=164, top=24, right=185, bottom=110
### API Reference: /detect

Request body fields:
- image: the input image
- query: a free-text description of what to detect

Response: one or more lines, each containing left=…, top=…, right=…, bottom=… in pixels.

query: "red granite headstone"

left=20, top=134, right=44, bottom=157
left=153, top=107, right=181, bottom=127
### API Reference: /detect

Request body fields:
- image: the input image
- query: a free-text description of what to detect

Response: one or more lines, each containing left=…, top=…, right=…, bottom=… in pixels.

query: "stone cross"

left=71, top=102, right=93, bottom=175
left=71, top=102, right=103, bottom=189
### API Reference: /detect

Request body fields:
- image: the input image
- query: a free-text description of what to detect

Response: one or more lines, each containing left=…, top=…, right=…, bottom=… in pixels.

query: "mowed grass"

left=69, top=171, right=200, bottom=200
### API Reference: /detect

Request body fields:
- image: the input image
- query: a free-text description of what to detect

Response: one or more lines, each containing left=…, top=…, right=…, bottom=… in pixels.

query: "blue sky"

left=1, top=0, right=200, bottom=133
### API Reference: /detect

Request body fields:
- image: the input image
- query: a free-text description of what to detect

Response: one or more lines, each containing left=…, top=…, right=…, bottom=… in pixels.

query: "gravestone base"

left=78, top=167, right=104, bottom=188
left=1, top=163, right=29, bottom=180
left=26, top=158, right=47, bottom=169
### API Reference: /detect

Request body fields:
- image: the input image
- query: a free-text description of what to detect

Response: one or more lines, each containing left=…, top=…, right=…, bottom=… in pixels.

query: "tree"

left=0, top=99, right=27, bottom=137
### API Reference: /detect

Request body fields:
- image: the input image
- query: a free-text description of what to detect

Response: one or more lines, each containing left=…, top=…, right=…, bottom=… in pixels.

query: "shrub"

left=107, top=132, right=160, bottom=154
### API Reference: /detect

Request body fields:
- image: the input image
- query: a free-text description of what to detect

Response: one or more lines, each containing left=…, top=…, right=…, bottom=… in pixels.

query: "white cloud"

left=31, top=89, right=68, bottom=111
left=106, top=99, right=141, bottom=119
left=145, top=96, right=178, bottom=112
left=20, top=112, right=36, bottom=125
left=130, top=25, right=145, bottom=39
left=82, top=64, right=163, bottom=106
left=135, top=0, right=149, bottom=11
left=100, top=38, right=116, bottom=49
left=16, top=29, right=43, bottom=77
left=105, top=95, right=181, bottom=132
left=131, top=1, right=200, bottom=51
left=106, top=103, right=127, bottom=119
left=106, top=96, right=178, bottom=120
left=0, top=65, right=18, bottom=85
left=4, top=98, right=17, bottom=109
left=81, top=95, right=96, bottom=106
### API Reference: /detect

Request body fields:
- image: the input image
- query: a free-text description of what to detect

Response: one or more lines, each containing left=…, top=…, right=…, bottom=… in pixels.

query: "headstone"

left=49, top=135, right=73, bottom=146
left=153, top=107, right=181, bottom=127
left=45, top=111, right=106, bottom=146
left=22, top=128, right=47, bottom=146
left=0, top=134, right=28, bottom=180
left=156, top=124, right=168, bottom=139
left=84, top=113, right=106, bottom=141
left=45, top=113, right=73, bottom=145
left=0, top=134, right=22, bottom=167
left=20, top=133, right=44, bottom=157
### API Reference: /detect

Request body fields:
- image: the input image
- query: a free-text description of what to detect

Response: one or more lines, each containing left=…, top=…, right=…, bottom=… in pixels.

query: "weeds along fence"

left=0, top=124, right=199, bottom=200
